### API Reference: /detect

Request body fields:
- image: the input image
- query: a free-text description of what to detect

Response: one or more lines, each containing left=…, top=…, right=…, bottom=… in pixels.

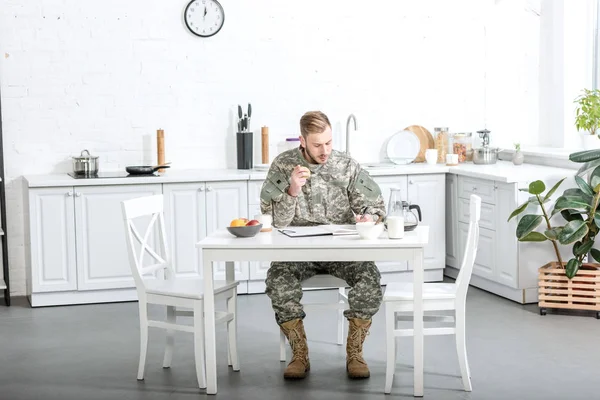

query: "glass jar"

left=434, top=127, right=449, bottom=164
left=452, top=132, right=473, bottom=163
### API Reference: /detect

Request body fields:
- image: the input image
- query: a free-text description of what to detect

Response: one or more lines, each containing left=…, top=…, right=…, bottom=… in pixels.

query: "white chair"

left=383, top=194, right=481, bottom=394
left=122, top=194, right=240, bottom=389
left=279, top=275, right=348, bottom=362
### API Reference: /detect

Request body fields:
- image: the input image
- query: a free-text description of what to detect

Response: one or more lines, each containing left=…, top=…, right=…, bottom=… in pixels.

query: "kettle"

left=387, top=188, right=422, bottom=231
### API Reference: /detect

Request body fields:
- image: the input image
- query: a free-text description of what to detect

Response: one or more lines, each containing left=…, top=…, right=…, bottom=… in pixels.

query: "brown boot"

left=346, top=318, right=372, bottom=379
left=280, top=319, right=310, bottom=379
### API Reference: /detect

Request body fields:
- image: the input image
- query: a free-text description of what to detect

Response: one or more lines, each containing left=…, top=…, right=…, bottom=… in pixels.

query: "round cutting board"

left=403, top=125, right=434, bottom=162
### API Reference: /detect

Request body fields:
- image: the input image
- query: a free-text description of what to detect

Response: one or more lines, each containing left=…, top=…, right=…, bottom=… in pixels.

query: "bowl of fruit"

left=226, top=218, right=263, bottom=238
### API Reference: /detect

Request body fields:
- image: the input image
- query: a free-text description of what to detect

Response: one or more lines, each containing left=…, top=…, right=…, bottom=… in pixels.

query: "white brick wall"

left=0, top=0, right=539, bottom=296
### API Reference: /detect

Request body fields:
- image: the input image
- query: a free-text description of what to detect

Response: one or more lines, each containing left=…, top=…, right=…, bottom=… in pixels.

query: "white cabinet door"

left=373, top=175, right=408, bottom=272
left=29, top=188, right=77, bottom=293
left=445, top=174, right=459, bottom=268
left=75, top=184, right=163, bottom=291
left=494, top=181, right=519, bottom=288
left=459, top=222, right=496, bottom=280
left=407, top=174, right=445, bottom=271
left=205, top=181, right=250, bottom=282
left=163, top=183, right=207, bottom=278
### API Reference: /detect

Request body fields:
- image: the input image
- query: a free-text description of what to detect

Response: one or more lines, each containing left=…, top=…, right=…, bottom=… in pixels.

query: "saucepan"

left=125, top=163, right=171, bottom=175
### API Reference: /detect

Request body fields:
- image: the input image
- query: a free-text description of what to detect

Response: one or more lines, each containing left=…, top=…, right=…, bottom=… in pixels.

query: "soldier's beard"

left=302, top=146, right=329, bottom=164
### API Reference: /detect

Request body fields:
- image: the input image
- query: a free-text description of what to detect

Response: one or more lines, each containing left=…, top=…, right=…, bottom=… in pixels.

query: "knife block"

left=236, top=131, right=253, bottom=169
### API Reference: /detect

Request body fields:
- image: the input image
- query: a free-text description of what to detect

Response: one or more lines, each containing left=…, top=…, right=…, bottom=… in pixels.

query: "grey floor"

left=0, top=283, right=598, bottom=400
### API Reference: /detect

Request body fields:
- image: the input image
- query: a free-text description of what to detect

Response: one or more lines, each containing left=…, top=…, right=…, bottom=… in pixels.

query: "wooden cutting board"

left=404, top=125, right=434, bottom=162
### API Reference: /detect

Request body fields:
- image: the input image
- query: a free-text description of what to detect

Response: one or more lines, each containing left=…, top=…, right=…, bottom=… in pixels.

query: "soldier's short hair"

left=300, top=111, right=331, bottom=138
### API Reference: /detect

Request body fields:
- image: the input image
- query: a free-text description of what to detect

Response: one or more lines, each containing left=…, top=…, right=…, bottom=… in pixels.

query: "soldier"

left=260, top=111, right=386, bottom=380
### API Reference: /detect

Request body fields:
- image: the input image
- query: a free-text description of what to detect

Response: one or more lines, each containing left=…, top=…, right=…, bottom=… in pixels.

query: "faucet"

left=345, top=114, right=357, bottom=155
left=477, top=129, right=491, bottom=147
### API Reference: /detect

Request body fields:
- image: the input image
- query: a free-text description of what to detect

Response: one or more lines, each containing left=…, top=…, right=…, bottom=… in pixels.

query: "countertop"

left=23, top=161, right=577, bottom=188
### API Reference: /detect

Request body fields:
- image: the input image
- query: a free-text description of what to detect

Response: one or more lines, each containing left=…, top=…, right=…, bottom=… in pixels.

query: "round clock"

left=184, top=0, right=225, bottom=38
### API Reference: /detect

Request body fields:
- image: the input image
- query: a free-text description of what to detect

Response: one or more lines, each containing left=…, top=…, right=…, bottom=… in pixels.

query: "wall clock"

left=184, top=0, right=225, bottom=38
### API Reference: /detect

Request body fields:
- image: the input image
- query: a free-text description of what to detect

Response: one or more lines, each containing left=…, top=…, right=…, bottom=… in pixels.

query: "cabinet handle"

left=409, top=180, right=414, bottom=184
left=206, top=186, right=213, bottom=192
left=199, top=187, right=205, bottom=192
left=67, top=191, right=73, bottom=197
left=494, top=185, right=498, bottom=190
left=472, top=186, right=478, bottom=191
left=75, top=192, right=82, bottom=197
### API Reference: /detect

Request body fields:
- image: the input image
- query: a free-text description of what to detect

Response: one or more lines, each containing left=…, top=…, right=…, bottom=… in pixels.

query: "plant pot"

left=512, top=151, right=524, bottom=165
left=538, top=262, right=600, bottom=318
left=581, top=134, right=599, bottom=150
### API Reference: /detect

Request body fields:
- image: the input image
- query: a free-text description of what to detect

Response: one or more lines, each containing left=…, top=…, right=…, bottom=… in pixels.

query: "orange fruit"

left=230, top=218, right=246, bottom=227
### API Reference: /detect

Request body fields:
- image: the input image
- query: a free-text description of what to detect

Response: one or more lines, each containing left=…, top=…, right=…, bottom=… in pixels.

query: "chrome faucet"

left=345, top=114, right=357, bottom=155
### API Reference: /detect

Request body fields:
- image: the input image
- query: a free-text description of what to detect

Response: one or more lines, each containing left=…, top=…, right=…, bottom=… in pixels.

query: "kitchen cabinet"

left=445, top=174, right=459, bottom=268
left=163, top=181, right=249, bottom=293
left=25, top=184, right=162, bottom=305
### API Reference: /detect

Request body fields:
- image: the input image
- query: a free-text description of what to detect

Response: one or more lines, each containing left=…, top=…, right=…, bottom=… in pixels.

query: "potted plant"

left=508, top=149, right=600, bottom=318
left=574, top=88, right=600, bottom=150
left=512, top=143, right=524, bottom=165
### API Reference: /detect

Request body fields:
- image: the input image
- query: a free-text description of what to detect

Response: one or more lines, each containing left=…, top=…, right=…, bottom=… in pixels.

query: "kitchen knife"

left=247, top=103, right=252, bottom=132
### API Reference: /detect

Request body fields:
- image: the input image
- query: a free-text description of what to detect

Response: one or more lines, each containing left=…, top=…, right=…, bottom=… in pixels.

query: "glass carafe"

left=402, top=202, right=422, bottom=231
left=387, top=188, right=405, bottom=239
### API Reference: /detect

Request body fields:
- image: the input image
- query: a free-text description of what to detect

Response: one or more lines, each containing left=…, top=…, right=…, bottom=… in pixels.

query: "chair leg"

left=384, top=303, right=396, bottom=394
left=455, top=307, right=472, bottom=392
left=137, top=299, right=149, bottom=381
left=227, top=289, right=240, bottom=371
left=337, top=288, right=345, bottom=345
left=163, top=306, right=176, bottom=368
left=279, top=331, right=287, bottom=362
left=193, top=301, right=207, bottom=389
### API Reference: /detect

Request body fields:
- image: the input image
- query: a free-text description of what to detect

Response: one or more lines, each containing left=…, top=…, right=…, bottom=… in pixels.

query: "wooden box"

left=538, top=262, right=600, bottom=317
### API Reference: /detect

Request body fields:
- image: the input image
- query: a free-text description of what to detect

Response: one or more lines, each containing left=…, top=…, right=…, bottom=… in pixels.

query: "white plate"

left=386, top=130, right=420, bottom=164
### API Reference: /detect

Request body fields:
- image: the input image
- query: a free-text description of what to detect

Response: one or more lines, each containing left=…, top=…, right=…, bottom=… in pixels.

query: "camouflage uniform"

left=260, top=147, right=386, bottom=325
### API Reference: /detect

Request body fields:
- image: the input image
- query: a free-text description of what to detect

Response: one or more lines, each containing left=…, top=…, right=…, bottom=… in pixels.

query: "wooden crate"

left=538, top=262, right=600, bottom=313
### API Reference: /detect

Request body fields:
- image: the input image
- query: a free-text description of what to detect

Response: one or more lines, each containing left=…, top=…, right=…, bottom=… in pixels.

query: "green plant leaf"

left=544, top=228, right=562, bottom=240
left=576, top=157, right=600, bottom=178
left=519, top=232, right=548, bottom=242
left=543, top=177, right=566, bottom=201
left=561, top=209, right=584, bottom=222
left=591, top=166, right=600, bottom=189
left=574, top=240, right=595, bottom=256
left=558, top=220, right=589, bottom=244
left=552, top=195, right=591, bottom=214
left=569, top=149, right=600, bottom=163
left=507, top=201, right=529, bottom=221
left=528, top=181, right=546, bottom=195
left=590, top=248, right=600, bottom=262
left=565, top=258, right=582, bottom=279
left=516, top=215, right=543, bottom=240
left=575, top=175, right=594, bottom=196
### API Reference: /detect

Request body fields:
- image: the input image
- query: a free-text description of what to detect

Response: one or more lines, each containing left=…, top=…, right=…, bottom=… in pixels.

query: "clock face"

left=184, top=0, right=225, bottom=38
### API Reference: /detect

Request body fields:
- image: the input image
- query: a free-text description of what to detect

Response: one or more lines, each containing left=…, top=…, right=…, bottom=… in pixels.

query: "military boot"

left=280, top=319, right=310, bottom=379
left=346, top=318, right=372, bottom=379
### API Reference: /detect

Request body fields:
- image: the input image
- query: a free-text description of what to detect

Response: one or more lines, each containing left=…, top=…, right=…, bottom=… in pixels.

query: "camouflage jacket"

left=260, top=148, right=386, bottom=228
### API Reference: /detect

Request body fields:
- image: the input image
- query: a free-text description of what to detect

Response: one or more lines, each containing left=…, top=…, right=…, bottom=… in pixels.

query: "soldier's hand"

left=356, top=214, right=373, bottom=223
left=288, top=165, right=310, bottom=197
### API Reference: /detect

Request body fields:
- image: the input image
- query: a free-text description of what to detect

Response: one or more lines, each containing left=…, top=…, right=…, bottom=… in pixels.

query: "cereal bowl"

left=355, top=221, right=384, bottom=240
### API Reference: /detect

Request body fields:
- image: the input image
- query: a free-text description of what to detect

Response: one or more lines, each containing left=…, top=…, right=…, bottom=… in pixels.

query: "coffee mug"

left=255, top=214, right=272, bottom=232
left=425, top=149, right=438, bottom=165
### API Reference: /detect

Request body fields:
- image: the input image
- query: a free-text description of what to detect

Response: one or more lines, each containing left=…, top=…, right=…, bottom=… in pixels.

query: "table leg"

left=413, top=248, right=424, bottom=397
left=203, top=253, right=217, bottom=394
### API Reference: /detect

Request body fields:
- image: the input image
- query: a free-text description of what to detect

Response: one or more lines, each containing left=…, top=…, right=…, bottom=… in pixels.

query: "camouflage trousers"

left=265, top=261, right=383, bottom=325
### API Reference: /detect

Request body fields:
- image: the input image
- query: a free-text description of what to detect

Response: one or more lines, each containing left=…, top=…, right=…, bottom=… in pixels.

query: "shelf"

left=0, top=278, right=5, bottom=290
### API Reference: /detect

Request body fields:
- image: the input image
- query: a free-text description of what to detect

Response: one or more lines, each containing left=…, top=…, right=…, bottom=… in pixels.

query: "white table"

left=196, top=226, right=429, bottom=396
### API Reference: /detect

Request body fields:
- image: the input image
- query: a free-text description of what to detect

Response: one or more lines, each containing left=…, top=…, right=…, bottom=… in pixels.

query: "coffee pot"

left=387, top=188, right=422, bottom=231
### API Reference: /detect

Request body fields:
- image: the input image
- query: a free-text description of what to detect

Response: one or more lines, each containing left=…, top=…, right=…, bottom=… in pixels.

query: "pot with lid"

left=472, top=129, right=499, bottom=165
left=72, top=149, right=99, bottom=176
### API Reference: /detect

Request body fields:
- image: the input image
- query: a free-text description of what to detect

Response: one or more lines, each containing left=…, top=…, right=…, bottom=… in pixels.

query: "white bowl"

left=355, top=221, right=384, bottom=239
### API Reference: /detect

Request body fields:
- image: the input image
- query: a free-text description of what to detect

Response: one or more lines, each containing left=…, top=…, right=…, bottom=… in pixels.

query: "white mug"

left=255, top=214, right=272, bottom=232
left=425, top=149, right=438, bottom=165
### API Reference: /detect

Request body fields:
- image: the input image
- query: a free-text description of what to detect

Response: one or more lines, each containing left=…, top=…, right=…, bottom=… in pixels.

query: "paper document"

left=278, top=224, right=358, bottom=238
